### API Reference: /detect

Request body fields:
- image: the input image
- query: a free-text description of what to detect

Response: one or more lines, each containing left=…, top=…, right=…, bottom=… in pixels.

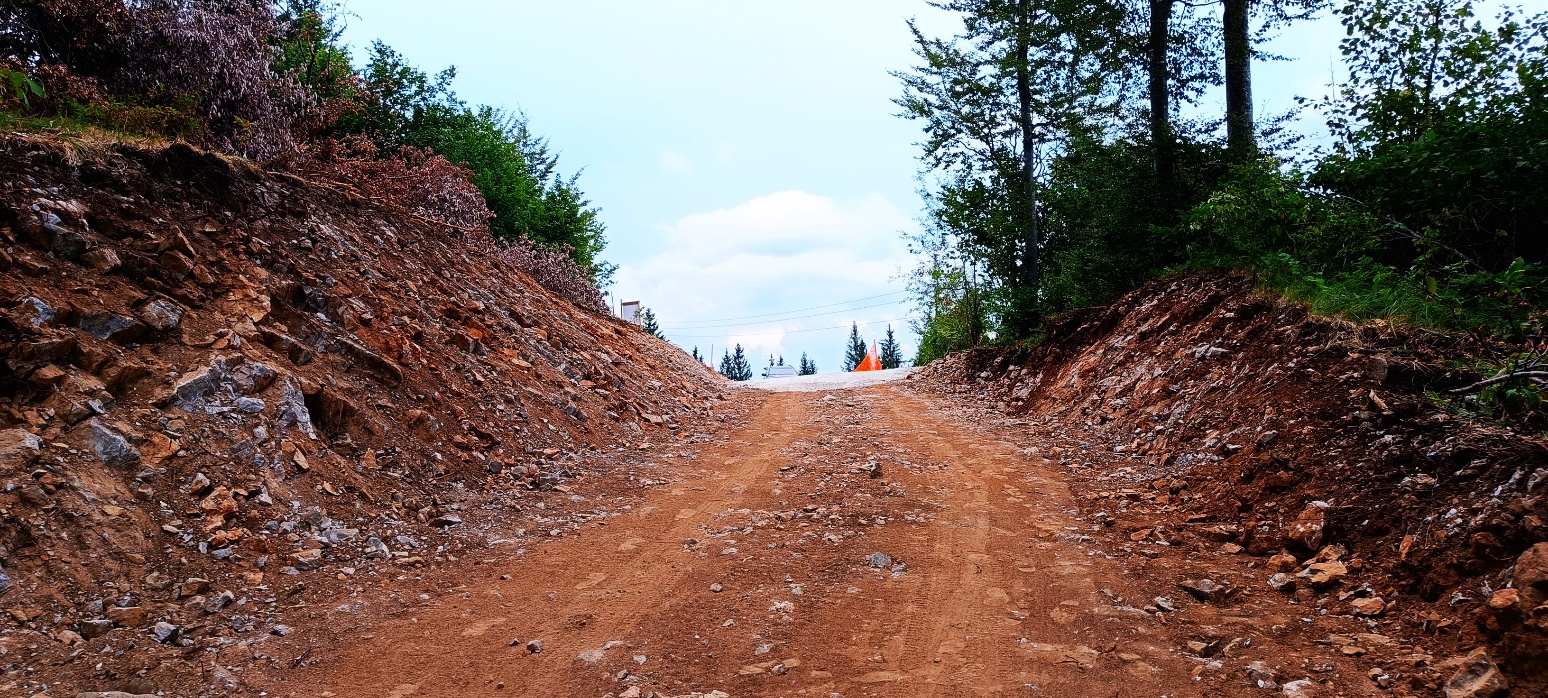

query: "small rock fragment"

left=1441, top=648, right=1509, bottom=698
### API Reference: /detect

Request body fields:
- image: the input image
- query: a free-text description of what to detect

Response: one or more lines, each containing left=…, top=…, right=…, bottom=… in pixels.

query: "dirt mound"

left=0, top=135, right=724, bottom=694
left=915, top=272, right=1548, bottom=689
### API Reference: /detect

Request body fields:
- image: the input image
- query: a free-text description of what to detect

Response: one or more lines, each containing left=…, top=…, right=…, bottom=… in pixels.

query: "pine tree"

left=777, top=355, right=785, bottom=366
left=720, top=343, right=753, bottom=381
left=691, top=346, right=701, bottom=362
left=639, top=308, right=664, bottom=338
left=799, top=352, right=817, bottom=376
left=842, top=322, right=868, bottom=372
left=879, top=324, right=903, bottom=369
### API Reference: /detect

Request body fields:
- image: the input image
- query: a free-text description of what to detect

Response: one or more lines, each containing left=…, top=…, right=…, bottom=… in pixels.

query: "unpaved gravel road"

left=265, top=385, right=1200, bottom=697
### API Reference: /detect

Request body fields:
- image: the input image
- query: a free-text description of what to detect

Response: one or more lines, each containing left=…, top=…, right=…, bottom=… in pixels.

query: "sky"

left=337, top=0, right=1365, bottom=375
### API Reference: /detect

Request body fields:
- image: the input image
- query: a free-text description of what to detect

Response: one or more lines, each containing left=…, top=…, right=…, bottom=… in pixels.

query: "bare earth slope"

left=0, top=135, right=724, bottom=696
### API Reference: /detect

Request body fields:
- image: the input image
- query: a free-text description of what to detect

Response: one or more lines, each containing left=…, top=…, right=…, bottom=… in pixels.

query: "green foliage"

left=0, top=68, right=44, bottom=108
left=798, top=353, right=818, bottom=376
left=350, top=44, right=612, bottom=282
left=843, top=322, right=868, bottom=372
left=879, top=325, right=903, bottom=369
left=639, top=308, right=663, bottom=338
left=719, top=344, right=753, bottom=381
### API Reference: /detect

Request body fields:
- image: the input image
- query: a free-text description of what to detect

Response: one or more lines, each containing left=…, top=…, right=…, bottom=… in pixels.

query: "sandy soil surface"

left=253, top=382, right=1430, bottom=698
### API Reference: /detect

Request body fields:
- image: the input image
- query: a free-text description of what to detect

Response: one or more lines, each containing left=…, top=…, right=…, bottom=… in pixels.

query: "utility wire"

left=659, top=300, right=907, bottom=329
left=669, top=318, right=910, bottom=339
left=659, top=290, right=909, bottom=325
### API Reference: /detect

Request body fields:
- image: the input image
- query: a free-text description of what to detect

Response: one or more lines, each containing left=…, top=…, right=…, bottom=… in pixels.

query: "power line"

left=659, top=300, right=907, bottom=329
left=669, top=317, right=910, bottom=339
left=659, top=290, right=909, bottom=325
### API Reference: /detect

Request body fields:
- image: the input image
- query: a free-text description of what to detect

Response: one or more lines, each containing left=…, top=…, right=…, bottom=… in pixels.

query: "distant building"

left=762, top=365, right=797, bottom=379
left=620, top=300, right=641, bottom=325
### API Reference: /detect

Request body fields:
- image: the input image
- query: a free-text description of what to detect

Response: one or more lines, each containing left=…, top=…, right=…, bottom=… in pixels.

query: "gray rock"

left=135, top=299, right=183, bottom=331
left=21, top=211, right=89, bottom=259
left=1179, top=578, right=1231, bottom=603
left=235, top=397, right=265, bottom=414
left=430, top=514, right=462, bottom=527
left=276, top=378, right=317, bottom=438
left=150, top=621, right=179, bottom=643
left=202, top=590, right=235, bottom=614
left=1153, top=596, right=1177, bottom=613
left=867, top=551, right=893, bottom=569
left=78, top=310, right=145, bottom=344
left=1266, top=573, right=1296, bottom=592
left=270, top=624, right=293, bottom=636
left=89, top=419, right=141, bottom=468
left=8, top=296, right=55, bottom=330
left=0, top=561, right=11, bottom=597
left=1442, top=648, right=1509, bottom=698
left=1281, top=679, right=1319, bottom=697
left=526, top=639, right=543, bottom=654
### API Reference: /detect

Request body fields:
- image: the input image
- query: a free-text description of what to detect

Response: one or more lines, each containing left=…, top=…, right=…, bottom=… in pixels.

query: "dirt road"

left=263, top=385, right=1203, bottom=697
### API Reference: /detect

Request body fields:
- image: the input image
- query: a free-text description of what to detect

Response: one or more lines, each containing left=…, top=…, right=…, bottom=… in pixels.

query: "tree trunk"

left=1148, top=0, right=1175, bottom=219
left=1014, top=0, right=1041, bottom=326
left=1224, top=0, right=1255, bottom=160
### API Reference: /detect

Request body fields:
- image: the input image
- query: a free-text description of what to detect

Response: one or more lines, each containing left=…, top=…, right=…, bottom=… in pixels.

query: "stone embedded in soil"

left=1267, top=573, right=1296, bottom=592
left=1440, top=648, right=1509, bottom=698
left=0, top=428, right=43, bottom=467
left=88, top=419, right=141, bottom=468
left=1178, top=578, right=1230, bottom=603
left=1281, top=679, right=1321, bottom=697
left=1486, top=588, right=1520, bottom=611
left=1297, top=561, right=1348, bottom=588
left=526, top=639, right=543, bottom=654
left=1349, top=597, right=1386, bottom=616
left=868, top=551, right=893, bottom=569
left=1513, top=542, right=1548, bottom=608
left=1287, top=501, right=1330, bottom=552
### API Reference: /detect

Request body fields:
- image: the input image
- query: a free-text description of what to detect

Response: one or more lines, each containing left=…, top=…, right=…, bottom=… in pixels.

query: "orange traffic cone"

left=856, top=341, right=883, bottom=372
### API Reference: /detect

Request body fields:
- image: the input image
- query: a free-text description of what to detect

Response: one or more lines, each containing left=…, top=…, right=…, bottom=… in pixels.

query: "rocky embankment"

left=915, top=273, right=1548, bottom=696
left=0, top=135, right=723, bottom=696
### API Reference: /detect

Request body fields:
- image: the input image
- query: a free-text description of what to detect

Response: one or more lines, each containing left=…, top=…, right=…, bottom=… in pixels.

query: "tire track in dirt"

left=271, top=387, right=1198, bottom=697
left=268, top=396, right=806, bottom=697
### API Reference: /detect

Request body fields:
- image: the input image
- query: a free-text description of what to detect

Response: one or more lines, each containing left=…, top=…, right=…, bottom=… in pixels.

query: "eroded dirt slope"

left=0, top=135, right=724, bottom=696
left=916, top=272, right=1548, bottom=694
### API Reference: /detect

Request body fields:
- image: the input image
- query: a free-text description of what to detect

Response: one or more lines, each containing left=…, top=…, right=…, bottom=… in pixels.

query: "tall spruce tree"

left=639, top=308, right=664, bottom=338
left=843, top=322, right=869, bottom=372
left=799, top=353, right=818, bottom=376
left=691, top=346, right=701, bottom=363
left=720, top=344, right=753, bottom=381
left=879, top=325, right=903, bottom=369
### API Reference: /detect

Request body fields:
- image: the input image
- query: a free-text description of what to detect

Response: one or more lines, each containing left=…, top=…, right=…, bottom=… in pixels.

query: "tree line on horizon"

left=897, top=0, right=1547, bottom=388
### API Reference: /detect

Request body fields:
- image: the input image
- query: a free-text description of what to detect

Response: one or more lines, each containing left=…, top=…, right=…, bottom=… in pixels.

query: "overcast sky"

left=339, top=0, right=1359, bottom=374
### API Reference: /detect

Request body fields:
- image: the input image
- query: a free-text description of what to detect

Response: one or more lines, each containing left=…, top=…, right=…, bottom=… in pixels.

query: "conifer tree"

left=843, top=322, right=868, bottom=372
left=691, top=346, right=701, bottom=362
left=719, top=343, right=753, bottom=381
left=799, top=353, right=818, bottom=376
left=879, top=325, right=903, bottom=369
left=639, top=308, right=664, bottom=338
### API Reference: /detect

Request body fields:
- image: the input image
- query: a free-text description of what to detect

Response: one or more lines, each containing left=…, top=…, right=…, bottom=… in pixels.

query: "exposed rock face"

left=1441, top=648, right=1509, bottom=698
left=0, top=135, right=725, bottom=695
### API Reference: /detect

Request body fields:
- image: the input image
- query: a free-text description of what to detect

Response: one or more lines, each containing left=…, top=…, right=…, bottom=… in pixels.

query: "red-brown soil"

left=2, top=135, right=1545, bottom=698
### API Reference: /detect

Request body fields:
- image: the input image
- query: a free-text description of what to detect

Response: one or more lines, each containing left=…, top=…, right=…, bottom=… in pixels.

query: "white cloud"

left=612, top=191, right=917, bottom=372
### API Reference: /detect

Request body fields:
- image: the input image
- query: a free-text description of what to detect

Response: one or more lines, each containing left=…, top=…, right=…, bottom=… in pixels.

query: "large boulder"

left=1286, top=501, right=1330, bottom=553
left=88, top=419, right=140, bottom=468
left=1441, top=648, right=1509, bottom=698
left=1514, top=542, right=1548, bottom=609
